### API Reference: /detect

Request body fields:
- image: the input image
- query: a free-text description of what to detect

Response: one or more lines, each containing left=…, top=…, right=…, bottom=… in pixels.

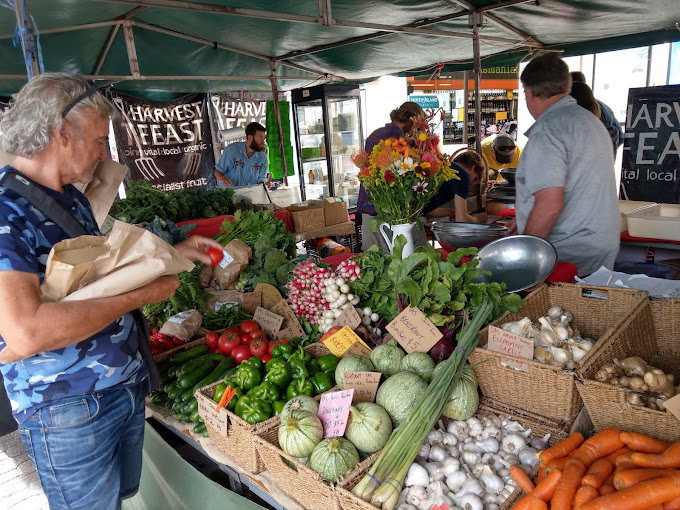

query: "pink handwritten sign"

left=317, top=389, right=354, bottom=438
left=487, top=325, right=533, bottom=372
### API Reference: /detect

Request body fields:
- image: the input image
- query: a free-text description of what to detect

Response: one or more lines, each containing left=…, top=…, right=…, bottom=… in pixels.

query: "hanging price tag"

left=318, top=389, right=354, bottom=438
left=342, top=371, right=381, bottom=403
left=487, top=325, right=533, bottom=373
left=386, top=306, right=442, bottom=354
left=331, top=306, right=362, bottom=330
left=218, top=250, right=235, bottom=269
left=253, top=306, right=284, bottom=339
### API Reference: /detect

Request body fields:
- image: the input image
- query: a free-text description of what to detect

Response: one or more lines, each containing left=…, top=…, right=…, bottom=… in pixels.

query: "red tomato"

left=250, top=330, right=267, bottom=343
left=260, top=354, right=272, bottom=363
left=239, top=320, right=259, bottom=334
left=250, top=338, right=269, bottom=358
left=231, top=345, right=252, bottom=364
left=205, top=332, right=219, bottom=349
left=217, top=332, right=241, bottom=355
left=240, top=333, right=252, bottom=345
left=225, top=326, right=240, bottom=335
left=206, top=248, right=224, bottom=266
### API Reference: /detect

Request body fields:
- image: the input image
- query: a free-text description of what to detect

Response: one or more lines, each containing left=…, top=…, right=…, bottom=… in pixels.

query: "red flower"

left=384, top=170, right=394, bottom=182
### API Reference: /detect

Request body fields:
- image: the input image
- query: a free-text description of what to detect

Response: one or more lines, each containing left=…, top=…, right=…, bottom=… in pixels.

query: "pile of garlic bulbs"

left=500, top=306, right=594, bottom=370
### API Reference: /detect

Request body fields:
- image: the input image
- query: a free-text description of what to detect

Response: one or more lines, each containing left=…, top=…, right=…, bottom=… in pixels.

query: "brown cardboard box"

left=286, top=205, right=325, bottom=232
left=309, top=197, right=349, bottom=226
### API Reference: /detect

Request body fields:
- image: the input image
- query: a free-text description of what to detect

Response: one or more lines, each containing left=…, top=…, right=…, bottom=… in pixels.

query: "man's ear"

left=54, top=122, right=70, bottom=147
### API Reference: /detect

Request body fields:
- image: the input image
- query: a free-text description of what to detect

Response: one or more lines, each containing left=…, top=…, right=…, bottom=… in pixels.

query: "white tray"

left=627, top=203, right=680, bottom=241
left=618, top=200, right=657, bottom=232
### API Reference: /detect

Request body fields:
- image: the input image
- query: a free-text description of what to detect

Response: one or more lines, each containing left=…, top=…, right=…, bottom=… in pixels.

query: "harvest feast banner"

left=110, top=92, right=214, bottom=191
left=621, top=85, right=680, bottom=203
left=209, top=92, right=267, bottom=153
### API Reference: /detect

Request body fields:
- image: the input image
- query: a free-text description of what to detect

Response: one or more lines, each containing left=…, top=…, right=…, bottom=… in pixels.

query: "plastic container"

left=618, top=200, right=657, bottom=232
left=627, top=203, right=680, bottom=240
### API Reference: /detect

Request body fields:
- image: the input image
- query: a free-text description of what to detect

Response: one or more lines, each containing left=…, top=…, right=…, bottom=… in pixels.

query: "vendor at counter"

left=481, top=132, right=522, bottom=180
left=510, top=53, right=619, bottom=276
left=214, top=121, right=270, bottom=189
left=0, top=73, right=224, bottom=510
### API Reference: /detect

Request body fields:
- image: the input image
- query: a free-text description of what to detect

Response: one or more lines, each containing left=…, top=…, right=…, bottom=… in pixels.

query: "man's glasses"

left=61, top=84, right=98, bottom=119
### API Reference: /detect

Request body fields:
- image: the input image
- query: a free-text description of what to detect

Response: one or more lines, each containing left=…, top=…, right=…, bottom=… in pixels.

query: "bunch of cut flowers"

left=351, top=117, right=459, bottom=226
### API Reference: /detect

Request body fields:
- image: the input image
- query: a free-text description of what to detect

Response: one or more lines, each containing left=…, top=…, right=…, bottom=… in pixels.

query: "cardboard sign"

left=218, top=249, right=235, bottom=269
left=318, top=389, right=354, bottom=438
left=255, top=283, right=283, bottom=310
left=322, top=326, right=371, bottom=357
left=344, top=340, right=373, bottom=358
left=196, top=390, right=228, bottom=436
left=665, top=394, right=680, bottom=423
left=386, top=306, right=442, bottom=354
left=342, top=371, right=381, bottom=403
left=271, top=298, right=305, bottom=340
left=488, top=325, right=534, bottom=373
left=331, top=306, right=362, bottom=330
left=253, top=306, right=284, bottom=339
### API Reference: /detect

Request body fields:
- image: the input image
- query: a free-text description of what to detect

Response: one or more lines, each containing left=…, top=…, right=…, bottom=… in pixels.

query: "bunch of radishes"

left=336, top=258, right=361, bottom=281
left=318, top=275, right=362, bottom=333
left=285, top=259, right=334, bottom=324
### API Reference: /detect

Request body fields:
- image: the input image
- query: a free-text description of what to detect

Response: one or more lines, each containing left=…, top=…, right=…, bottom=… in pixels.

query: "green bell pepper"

left=234, top=396, right=272, bottom=425
left=264, top=360, right=292, bottom=388
left=286, top=377, right=314, bottom=400
left=234, top=364, right=262, bottom=390
left=247, top=381, right=280, bottom=403
left=271, top=343, right=292, bottom=360
left=241, top=356, right=263, bottom=371
left=288, top=357, right=309, bottom=380
left=310, top=372, right=332, bottom=395
left=226, top=388, right=243, bottom=411
left=307, top=359, right=321, bottom=376
left=212, top=382, right=228, bottom=403
left=289, top=347, right=311, bottom=364
left=316, top=354, right=338, bottom=375
left=272, top=400, right=286, bottom=416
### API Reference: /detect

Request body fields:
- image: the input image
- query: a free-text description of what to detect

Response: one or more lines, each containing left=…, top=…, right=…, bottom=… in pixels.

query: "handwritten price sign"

left=318, top=389, right=354, bottom=438
left=342, top=371, right=381, bottom=403
left=487, top=325, right=534, bottom=372
left=386, top=306, right=442, bottom=354
left=253, top=306, right=284, bottom=340
left=322, top=325, right=372, bottom=357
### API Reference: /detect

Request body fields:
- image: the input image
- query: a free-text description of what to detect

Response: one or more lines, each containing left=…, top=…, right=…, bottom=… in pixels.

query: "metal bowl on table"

left=472, top=235, right=558, bottom=293
left=499, top=167, right=517, bottom=186
left=430, top=222, right=508, bottom=250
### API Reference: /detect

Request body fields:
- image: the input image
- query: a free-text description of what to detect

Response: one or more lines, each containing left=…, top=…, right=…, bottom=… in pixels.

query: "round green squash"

left=278, top=410, right=323, bottom=458
left=309, top=437, right=360, bottom=482
left=335, top=355, right=374, bottom=389
left=369, top=339, right=405, bottom=377
left=375, top=371, right=428, bottom=427
left=400, top=352, right=436, bottom=382
left=432, top=362, right=479, bottom=420
left=345, top=403, right=392, bottom=454
left=281, top=395, right=319, bottom=420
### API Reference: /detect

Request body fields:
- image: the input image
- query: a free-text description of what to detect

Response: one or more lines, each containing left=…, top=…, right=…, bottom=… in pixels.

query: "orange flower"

left=374, top=147, right=395, bottom=169
left=351, top=151, right=370, bottom=169
left=393, top=137, right=408, bottom=154
left=358, top=166, right=372, bottom=179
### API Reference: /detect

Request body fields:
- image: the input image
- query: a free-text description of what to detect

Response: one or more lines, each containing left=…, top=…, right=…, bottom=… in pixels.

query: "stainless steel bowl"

left=431, top=222, right=508, bottom=250
left=472, top=235, right=558, bottom=292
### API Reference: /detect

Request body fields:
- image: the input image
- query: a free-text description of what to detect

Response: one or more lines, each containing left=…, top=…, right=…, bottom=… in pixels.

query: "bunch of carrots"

left=509, top=428, right=680, bottom=510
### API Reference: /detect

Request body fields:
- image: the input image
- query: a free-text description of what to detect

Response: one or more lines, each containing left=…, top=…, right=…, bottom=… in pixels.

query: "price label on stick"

left=386, top=306, right=442, bottom=354
left=342, top=371, right=381, bottom=403
left=331, top=306, right=362, bottom=330
left=487, top=325, right=533, bottom=373
left=322, top=325, right=372, bottom=357
left=253, top=306, right=284, bottom=339
left=317, top=389, right=354, bottom=438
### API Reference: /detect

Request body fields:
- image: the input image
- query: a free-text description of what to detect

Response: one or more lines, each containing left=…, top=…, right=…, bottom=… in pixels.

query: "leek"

left=351, top=298, right=493, bottom=510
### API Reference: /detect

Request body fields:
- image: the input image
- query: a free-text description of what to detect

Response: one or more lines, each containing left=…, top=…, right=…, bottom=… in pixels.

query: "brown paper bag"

left=205, top=289, right=262, bottom=315
left=198, top=263, right=215, bottom=288
left=40, top=220, right=195, bottom=302
left=213, top=239, right=251, bottom=290
left=73, top=160, right=128, bottom=228
left=159, top=309, right=202, bottom=341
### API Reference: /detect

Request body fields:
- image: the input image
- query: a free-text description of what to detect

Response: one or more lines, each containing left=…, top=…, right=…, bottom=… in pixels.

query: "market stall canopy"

left=1, top=0, right=679, bottom=95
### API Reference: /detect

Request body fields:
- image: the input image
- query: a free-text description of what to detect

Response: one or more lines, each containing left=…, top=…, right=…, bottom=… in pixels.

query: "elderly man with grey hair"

left=0, top=73, right=223, bottom=510
left=510, top=53, right=619, bottom=276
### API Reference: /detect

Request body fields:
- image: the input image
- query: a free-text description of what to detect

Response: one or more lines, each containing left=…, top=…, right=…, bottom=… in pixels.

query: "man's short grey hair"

left=520, top=52, right=572, bottom=99
left=0, top=73, right=116, bottom=158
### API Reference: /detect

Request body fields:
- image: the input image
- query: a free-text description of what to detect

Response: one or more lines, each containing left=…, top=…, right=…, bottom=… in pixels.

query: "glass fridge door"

left=327, top=97, right=361, bottom=208
left=295, top=101, right=330, bottom=201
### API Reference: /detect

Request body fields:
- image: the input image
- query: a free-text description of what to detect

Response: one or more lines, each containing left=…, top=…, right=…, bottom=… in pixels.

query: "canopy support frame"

left=269, top=62, right=289, bottom=186
left=13, top=0, right=40, bottom=79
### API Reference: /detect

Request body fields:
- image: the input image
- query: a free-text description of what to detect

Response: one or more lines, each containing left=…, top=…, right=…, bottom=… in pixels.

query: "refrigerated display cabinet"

left=291, top=84, right=363, bottom=208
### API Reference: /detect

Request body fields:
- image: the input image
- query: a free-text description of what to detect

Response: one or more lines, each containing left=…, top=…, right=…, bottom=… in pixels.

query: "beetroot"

left=428, top=336, right=455, bottom=363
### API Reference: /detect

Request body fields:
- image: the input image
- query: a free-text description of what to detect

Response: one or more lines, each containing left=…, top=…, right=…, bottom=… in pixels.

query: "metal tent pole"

left=471, top=12, right=482, bottom=155
left=13, top=1, right=40, bottom=79
left=269, top=62, right=289, bottom=186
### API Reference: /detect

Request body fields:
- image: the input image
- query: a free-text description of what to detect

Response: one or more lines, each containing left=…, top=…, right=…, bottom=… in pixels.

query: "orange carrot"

left=574, top=485, right=600, bottom=509
left=510, top=464, right=536, bottom=494
left=548, top=456, right=571, bottom=472
left=582, top=458, right=615, bottom=489
left=580, top=478, right=680, bottom=510
left=620, top=432, right=672, bottom=454
left=539, top=432, right=585, bottom=465
left=529, top=497, right=548, bottom=510
left=599, top=484, right=616, bottom=496
left=551, top=458, right=588, bottom=510
left=607, top=447, right=633, bottom=465
left=614, top=469, right=680, bottom=490
left=632, top=443, right=680, bottom=469
left=572, top=428, right=625, bottom=468
left=537, top=464, right=548, bottom=484
left=663, top=495, right=680, bottom=509
left=617, top=452, right=638, bottom=470
left=513, top=469, right=563, bottom=510
left=645, top=505, right=664, bottom=510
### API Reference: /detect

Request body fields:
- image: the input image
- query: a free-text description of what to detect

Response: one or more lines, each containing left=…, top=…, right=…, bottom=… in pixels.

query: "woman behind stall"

left=569, top=81, right=601, bottom=118
left=425, top=149, right=488, bottom=224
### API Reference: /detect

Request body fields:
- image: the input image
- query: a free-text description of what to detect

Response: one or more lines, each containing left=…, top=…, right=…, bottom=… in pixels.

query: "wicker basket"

left=469, top=283, right=648, bottom=421
left=195, top=342, right=334, bottom=474
left=576, top=298, right=680, bottom=442
left=152, top=336, right=206, bottom=363
left=334, top=398, right=569, bottom=510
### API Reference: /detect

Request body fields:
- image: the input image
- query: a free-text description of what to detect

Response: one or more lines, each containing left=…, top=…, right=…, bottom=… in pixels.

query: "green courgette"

left=167, top=384, right=183, bottom=400
left=180, top=387, right=195, bottom=402
left=177, top=360, right=214, bottom=389
left=193, top=422, right=206, bottom=434
left=168, top=344, right=209, bottom=364
left=177, top=353, right=225, bottom=377
left=167, top=364, right=181, bottom=379
left=187, top=398, right=198, bottom=413
left=192, top=357, right=234, bottom=392
left=190, top=409, right=201, bottom=423
left=171, top=399, right=184, bottom=414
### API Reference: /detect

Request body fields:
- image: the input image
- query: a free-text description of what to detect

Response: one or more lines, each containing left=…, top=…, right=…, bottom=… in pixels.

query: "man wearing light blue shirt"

left=214, top=121, right=269, bottom=188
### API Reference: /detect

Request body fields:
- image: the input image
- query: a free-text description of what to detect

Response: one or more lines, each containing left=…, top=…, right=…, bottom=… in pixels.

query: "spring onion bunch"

left=351, top=298, right=493, bottom=510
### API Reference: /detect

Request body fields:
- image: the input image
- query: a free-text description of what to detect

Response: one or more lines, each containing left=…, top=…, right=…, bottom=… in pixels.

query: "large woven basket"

left=576, top=298, right=680, bottom=442
left=152, top=335, right=206, bottom=363
left=469, top=283, right=648, bottom=421
left=334, top=398, right=569, bottom=510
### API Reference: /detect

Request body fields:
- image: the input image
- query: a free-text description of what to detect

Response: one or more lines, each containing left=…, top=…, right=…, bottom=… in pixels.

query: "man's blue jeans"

left=18, top=381, right=146, bottom=510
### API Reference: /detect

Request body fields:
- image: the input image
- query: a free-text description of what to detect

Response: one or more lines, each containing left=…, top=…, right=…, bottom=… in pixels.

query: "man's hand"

left=218, top=175, right=233, bottom=187
left=174, top=235, right=225, bottom=265
left=137, top=275, right=180, bottom=305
